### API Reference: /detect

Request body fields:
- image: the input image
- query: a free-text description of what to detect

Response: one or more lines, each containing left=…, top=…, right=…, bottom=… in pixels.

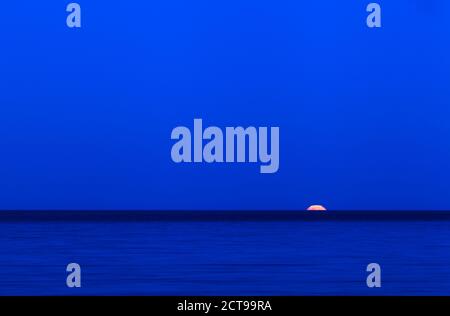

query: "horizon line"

left=1, top=210, right=450, bottom=222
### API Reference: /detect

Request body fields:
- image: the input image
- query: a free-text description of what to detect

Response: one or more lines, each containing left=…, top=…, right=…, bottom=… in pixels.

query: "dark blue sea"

left=0, top=212, right=449, bottom=295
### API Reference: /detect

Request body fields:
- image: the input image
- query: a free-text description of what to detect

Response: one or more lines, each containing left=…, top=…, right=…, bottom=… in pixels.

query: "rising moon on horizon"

left=307, top=205, right=327, bottom=211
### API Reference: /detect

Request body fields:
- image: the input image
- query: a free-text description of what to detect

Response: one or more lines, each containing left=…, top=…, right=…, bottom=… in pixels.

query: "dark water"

left=0, top=212, right=449, bottom=295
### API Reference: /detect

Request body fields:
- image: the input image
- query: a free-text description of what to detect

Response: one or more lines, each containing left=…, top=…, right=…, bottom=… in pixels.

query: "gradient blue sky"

left=0, top=1, right=449, bottom=210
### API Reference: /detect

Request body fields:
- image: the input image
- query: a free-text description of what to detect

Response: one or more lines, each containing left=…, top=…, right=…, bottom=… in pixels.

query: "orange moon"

left=307, top=205, right=327, bottom=211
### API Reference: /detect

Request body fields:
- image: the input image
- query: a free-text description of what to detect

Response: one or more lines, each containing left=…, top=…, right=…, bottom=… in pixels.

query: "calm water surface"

left=0, top=214, right=449, bottom=295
